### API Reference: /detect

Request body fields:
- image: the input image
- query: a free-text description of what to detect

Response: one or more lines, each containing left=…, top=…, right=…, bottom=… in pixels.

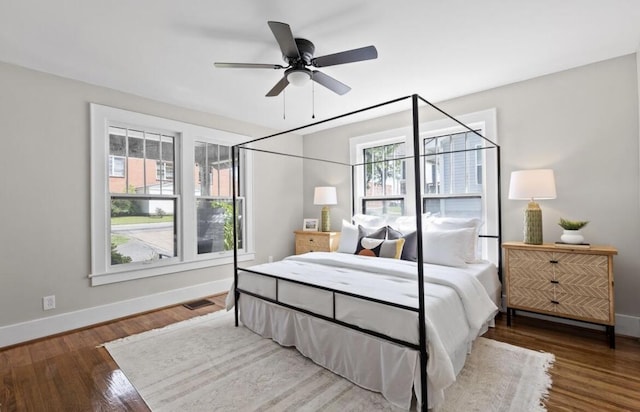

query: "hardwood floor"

left=1, top=294, right=639, bottom=411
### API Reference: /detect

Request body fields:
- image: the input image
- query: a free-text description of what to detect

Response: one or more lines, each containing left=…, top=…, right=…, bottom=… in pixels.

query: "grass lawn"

left=111, top=215, right=174, bottom=225
left=111, top=234, right=130, bottom=246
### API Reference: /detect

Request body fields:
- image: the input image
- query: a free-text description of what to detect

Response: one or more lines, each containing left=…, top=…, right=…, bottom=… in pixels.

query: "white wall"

left=303, top=54, right=640, bottom=333
left=0, top=61, right=303, bottom=346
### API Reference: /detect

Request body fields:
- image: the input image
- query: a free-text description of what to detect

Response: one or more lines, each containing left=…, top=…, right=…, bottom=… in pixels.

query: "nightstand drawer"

left=509, top=287, right=556, bottom=312
left=294, top=231, right=340, bottom=254
left=296, top=235, right=329, bottom=252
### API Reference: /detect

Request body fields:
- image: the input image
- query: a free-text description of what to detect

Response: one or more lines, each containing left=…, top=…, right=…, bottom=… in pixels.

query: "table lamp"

left=508, top=169, right=557, bottom=244
left=313, top=186, right=337, bottom=232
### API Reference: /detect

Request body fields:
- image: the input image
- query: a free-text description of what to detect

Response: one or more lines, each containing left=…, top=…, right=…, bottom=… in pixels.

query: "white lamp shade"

left=313, top=186, right=337, bottom=205
left=508, top=169, right=557, bottom=200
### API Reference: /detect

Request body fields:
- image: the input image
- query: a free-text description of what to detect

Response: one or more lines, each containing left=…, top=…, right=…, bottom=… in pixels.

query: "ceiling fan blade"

left=268, top=21, right=300, bottom=59
left=311, top=70, right=351, bottom=95
left=312, top=45, right=378, bottom=68
left=266, top=76, right=290, bottom=97
left=214, top=62, right=284, bottom=69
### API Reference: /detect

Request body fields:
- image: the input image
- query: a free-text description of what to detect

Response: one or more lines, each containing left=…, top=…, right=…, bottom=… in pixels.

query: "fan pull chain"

left=311, top=81, right=315, bottom=119
left=283, top=90, right=286, bottom=120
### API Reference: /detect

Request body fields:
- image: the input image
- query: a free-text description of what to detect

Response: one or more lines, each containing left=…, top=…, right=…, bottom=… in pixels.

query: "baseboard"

left=0, top=278, right=233, bottom=349
left=616, top=313, right=640, bottom=338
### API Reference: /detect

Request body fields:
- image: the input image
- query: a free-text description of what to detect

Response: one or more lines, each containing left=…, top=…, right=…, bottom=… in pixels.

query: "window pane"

left=194, top=142, right=207, bottom=196
left=363, top=199, right=404, bottom=217
left=423, top=197, right=481, bottom=219
left=110, top=197, right=176, bottom=265
left=363, top=143, right=406, bottom=197
left=196, top=198, right=243, bottom=254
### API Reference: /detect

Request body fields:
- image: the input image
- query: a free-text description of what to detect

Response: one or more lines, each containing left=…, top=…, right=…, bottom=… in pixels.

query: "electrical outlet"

left=43, top=295, right=56, bottom=311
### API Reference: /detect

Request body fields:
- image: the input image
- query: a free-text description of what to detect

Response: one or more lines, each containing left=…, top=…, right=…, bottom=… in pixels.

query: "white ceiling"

left=2, top=1, right=640, bottom=132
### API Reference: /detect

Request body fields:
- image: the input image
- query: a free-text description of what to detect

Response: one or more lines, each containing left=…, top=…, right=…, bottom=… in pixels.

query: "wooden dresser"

left=294, top=231, right=340, bottom=254
left=502, top=241, right=617, bottom=348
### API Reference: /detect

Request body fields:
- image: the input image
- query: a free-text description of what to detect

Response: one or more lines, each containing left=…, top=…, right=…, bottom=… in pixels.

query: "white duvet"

left=227, top=252, right=499, bottom=409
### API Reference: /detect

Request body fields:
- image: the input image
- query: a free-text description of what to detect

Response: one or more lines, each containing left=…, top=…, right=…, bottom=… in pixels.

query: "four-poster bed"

left=228, top=94, right=502, bottom=410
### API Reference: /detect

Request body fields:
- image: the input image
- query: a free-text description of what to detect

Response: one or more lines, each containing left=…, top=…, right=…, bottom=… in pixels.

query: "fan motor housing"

left=286, top=38, right=315, bottom=65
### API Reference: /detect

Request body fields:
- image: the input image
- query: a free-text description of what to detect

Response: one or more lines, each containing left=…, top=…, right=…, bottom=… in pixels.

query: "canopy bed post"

left=411, top=94, right=429, bottom=412
left=496, top=145, right=503, bottom=280
left=232, top=144, right=240, bottom=327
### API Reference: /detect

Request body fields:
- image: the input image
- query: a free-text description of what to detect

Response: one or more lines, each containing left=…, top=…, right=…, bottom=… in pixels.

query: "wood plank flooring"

left=1, top=294, right=639, bottom=411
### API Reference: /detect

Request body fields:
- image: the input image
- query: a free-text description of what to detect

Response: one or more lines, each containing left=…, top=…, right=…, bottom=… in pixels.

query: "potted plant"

left=558, top=218, right=589, bottom=244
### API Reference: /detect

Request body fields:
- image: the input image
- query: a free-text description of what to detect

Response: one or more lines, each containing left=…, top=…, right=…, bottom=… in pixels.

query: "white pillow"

left=389, top=214, right=431, bottom=235
left=423, top=228, right=473, bottom=267
left=426, top=217, right=482, bottom=262
left=337, top=220, right=359, bottom=253
left=352, top=213, right=386, bottom=228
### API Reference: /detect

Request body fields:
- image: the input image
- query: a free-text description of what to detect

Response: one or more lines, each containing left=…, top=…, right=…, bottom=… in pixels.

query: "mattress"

left=227, top=252, right=500, bottom=409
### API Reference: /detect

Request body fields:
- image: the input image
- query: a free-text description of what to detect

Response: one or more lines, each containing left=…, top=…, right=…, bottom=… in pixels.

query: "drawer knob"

left=309, top=239, right=314, bottom=242
left=551, top=300, right=559, bottom=305
left=550, top=280, right=559, bottom=284
left=549, top=260, right=559, bottom=264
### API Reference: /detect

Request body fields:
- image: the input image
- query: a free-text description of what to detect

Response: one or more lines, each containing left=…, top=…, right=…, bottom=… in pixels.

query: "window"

left=353, top=138, right=408, bottom=218
left=91, top=104, right=254, bottom=286
left=194, top=142, right=243, bottom=255
left=350, top=109, right=498, bottom=259
left=423, top=130, right=483, bottom=219
left=108, top=156, right=125, bottom=177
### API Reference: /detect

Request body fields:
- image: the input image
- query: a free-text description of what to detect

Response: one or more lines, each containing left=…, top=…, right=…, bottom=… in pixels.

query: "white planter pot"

left=561, top=230, right=584, bottom=244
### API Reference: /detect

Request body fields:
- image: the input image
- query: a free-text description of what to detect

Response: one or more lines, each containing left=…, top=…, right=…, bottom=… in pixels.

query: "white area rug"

left=104, top=310, right=554, bottom=411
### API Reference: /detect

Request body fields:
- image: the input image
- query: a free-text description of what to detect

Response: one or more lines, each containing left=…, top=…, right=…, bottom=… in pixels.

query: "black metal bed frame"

left=231, top=94, right=501, bottom=411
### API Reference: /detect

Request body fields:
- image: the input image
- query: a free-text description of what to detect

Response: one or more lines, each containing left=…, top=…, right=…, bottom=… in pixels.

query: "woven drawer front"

left=554, top=253, right=608, bottom=277
left=508, top=249, right=554, bottom=272
left=509, top=288, right=556, bottom=312
left=509, top=269, right=553, bottom=291
left=554, top=292, right=610, bottom=322
left=296, top=235, right=329, bottom=252
left=555, top=273, right=609, bottom=298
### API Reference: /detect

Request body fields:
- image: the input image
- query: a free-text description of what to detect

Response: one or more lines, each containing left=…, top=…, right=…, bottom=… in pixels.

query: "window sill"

left=89, top=252, right=255, bottom=286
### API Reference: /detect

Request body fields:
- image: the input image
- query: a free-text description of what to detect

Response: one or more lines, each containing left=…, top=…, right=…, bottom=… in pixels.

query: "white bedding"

left=227, top=252, right=499, bottom=409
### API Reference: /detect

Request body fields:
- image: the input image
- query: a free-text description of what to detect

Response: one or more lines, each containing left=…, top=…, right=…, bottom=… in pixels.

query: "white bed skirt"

left=238, top=295, right=450, bottom=410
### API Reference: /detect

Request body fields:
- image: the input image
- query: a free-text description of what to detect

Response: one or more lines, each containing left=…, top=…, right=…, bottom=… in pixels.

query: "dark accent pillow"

left=355, top=237, right=405, bottom=259
left=358, top=225, right=387, bottom=240
left=387, top=226, right=418, bottom=262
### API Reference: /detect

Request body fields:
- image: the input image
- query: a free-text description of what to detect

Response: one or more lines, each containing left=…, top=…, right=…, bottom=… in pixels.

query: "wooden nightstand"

left=502, top=241, right=617, bottom=348
left=294, top=231, right=340, bottom=254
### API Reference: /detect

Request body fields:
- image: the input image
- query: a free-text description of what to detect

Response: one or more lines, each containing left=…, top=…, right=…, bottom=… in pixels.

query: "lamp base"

left=523, top=201, right=543, bottom=245
left=320, top=206, right=331, bottom=232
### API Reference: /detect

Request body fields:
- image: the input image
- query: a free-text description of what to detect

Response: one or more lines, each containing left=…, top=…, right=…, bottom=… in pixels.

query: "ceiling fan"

left=214, top=21, right=378, bottom=97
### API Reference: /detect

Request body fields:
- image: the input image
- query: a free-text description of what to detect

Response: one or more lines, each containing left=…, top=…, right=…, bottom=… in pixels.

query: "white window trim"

left=90, top=104, right=254, bottom=286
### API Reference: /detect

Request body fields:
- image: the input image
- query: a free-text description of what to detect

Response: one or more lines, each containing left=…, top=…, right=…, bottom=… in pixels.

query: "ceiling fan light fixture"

left=287, top=69, right=311, bottom=86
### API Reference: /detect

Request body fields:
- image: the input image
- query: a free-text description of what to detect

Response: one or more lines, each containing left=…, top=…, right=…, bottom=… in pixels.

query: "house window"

left=361, top=142, right=406, bottom=217
left=91, top=104, right=254, bottom=286
left=108, top=156, right=125, bottom=177
left=194, top=142, right=244, bottom=255
left=107, top=126, right=178, bottom=266
left=422, top=130, right=483, bottom=219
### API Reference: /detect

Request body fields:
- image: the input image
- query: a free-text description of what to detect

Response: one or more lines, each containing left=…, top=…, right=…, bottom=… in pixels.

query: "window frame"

left=350, top=131, right=416, bottom=217
left=90, top=104, right=254, bottom=286
left=350, top=108, right=498, bottom=260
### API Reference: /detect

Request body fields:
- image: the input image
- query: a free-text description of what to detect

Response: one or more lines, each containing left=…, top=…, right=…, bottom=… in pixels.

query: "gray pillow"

left=387, top=226, right=418, bottom=262
left=358, top=225, right=387, bottom=239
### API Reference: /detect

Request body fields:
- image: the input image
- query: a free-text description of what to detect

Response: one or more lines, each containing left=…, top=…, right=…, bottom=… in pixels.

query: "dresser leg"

left=507, top=308, right=512, bottom=326
left=607, top=326, right=616, bottom=349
